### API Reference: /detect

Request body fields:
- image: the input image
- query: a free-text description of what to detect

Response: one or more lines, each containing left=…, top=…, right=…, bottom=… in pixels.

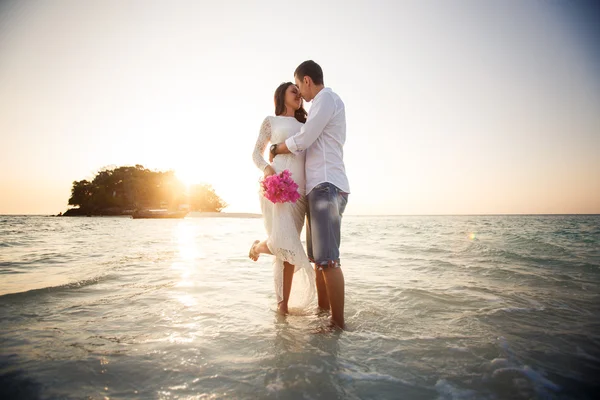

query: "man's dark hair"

left=294, top=60, right=324, bottom=85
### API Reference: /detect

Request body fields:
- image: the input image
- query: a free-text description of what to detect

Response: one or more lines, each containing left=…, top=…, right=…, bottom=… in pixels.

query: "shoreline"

left=46, top=212, right=263, bottom=219
left=188, top=212, right=261, bottom=219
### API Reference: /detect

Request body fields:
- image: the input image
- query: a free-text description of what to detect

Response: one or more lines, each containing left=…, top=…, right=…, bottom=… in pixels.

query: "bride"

left=250, top=82, right=315, bottom=314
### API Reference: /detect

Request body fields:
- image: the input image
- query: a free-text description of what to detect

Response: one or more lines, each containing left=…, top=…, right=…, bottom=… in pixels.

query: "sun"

left=175, top=169, right=196, bottom=189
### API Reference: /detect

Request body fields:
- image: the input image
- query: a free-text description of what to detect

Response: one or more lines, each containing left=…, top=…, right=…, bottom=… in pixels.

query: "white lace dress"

left=252, top=116, right=316, bottom=308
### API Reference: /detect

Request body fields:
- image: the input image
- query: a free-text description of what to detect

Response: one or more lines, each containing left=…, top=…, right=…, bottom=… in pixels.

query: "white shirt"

left=285, top=88, right=350, bottom=195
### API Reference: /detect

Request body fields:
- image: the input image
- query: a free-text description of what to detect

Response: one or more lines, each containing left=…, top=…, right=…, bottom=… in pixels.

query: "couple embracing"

left=250, top=60, right=350, bottom=329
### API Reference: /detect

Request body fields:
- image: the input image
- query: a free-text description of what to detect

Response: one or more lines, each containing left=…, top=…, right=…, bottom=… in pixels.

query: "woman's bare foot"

left=249, top=240, right=260, bottom=261
left=277, top=302, right=289, bottom=315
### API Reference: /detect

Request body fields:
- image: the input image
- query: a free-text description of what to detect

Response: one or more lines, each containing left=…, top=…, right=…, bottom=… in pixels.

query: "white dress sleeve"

left=252, top=117, right=271, bottom=171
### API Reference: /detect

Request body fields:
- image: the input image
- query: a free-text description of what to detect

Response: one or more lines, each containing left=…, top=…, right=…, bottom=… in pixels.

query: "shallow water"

left=1, top=215, right=599, bottom=399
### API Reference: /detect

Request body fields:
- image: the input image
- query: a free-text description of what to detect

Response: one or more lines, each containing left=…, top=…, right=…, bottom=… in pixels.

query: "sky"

left=0, top=0, right=599, bottom=215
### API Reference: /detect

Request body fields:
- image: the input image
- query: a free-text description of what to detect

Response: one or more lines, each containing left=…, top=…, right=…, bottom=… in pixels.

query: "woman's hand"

left=263, top=165, right=276, bottom=178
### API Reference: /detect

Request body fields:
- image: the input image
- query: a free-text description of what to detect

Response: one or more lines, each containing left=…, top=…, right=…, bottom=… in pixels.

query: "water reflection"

left=175, top=221, right=204, bottom=262
left=265, top=315, right=345, bottom=398
left=172, top=221, right=205, bottom=293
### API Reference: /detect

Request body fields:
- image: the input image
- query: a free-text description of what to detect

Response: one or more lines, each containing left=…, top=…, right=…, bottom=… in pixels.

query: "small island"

left=62, top=165, right=227, bottom=217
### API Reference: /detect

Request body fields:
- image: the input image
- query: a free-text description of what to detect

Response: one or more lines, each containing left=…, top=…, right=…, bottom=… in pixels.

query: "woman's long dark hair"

left=274, top=82, right=307, bottom=123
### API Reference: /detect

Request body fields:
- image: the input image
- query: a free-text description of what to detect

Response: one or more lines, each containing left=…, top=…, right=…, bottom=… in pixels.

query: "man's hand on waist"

left=269, top=143, right=291, bottom=163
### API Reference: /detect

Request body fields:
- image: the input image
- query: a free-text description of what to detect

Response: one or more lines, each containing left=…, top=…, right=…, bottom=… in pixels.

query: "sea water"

left=1, top=215, right=599, bottom=399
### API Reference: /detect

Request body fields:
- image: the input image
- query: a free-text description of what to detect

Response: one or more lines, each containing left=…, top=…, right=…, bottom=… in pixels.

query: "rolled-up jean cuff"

left=311, top=258, right=342, bottom=270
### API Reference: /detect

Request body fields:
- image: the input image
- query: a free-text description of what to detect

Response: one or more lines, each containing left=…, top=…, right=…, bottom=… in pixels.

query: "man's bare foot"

left=249, top=240, right=260, bottom=261
left=312, top=321, right=344, bottom=334
left=328, top=319, right=345, bottom=331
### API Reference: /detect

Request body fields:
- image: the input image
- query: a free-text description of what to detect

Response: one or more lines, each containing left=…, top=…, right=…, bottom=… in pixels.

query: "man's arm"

left=269, top=141, right=290, bottom=163
left=280, top=92, right=336, bottom=156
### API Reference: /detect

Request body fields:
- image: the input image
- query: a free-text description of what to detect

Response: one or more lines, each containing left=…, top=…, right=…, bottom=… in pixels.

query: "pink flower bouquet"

left=261, top=170, right=301, bottom=204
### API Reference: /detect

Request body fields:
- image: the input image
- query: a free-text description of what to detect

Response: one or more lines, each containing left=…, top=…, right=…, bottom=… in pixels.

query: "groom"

left=269, top=60, right=350, bottom=329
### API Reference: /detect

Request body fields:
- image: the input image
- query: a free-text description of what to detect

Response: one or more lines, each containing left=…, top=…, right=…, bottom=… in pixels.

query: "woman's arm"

left=252, top=117, right=271, bottom=171
left=252, top=117, right=275, bottom=176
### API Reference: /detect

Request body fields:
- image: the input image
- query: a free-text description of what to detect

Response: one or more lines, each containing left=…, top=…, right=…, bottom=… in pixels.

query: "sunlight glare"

left=172, top=222, right=204, bottom=290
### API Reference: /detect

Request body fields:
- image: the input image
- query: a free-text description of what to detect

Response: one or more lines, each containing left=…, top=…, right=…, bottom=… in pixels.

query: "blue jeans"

left=306, top=182, right=349, bottom=270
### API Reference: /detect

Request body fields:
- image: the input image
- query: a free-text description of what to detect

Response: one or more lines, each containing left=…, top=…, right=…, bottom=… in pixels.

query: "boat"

left=132, top=209, right=188, bottom=219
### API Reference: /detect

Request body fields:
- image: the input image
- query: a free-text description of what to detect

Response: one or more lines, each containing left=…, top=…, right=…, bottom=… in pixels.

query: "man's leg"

left=322, top=266, right=345, bottom=328
left=307, top=183, right=348, bottom=328
left=306, top=204, right=329, bottom=310
left=315, top=267, right=329, bottom=311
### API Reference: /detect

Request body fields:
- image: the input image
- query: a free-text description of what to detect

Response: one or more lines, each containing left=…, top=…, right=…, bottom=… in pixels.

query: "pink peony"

left=261, top=170, right=301, bottom=204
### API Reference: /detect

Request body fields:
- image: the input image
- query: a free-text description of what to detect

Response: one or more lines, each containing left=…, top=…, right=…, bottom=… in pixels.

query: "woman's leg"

left=249, top=239, right=272, bottom=261
left=277, top=262, right=294, bottom=314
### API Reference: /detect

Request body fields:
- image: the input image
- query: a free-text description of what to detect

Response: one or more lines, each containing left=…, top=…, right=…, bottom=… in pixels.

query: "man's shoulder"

left=326, top=89, right=345, bottom=111
left=322, top=87, right=338, bottom=98
left=319, top=88, right=343, bottom=106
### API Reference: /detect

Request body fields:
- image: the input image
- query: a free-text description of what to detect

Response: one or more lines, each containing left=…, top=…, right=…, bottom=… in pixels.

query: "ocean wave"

left=337, top=361, right=411, bottom=385
left=462, top=233, right=599, bottom=271
left=491, top=366, right=561, bottom=391
left=463, top=241, right=563, bottom=265
left=0, top=274, right=116, bottom=300
left=483, top=306, right=546, bottom=315
left=0, top=268, right=27, bottom=275
left=435, top=379, right=478, bottom=400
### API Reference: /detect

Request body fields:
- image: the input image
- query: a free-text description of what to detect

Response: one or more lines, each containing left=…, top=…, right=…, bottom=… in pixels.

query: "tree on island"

left=188, top=184, right=228, bottom=213
left=64, top=165, right=227, bottom=216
